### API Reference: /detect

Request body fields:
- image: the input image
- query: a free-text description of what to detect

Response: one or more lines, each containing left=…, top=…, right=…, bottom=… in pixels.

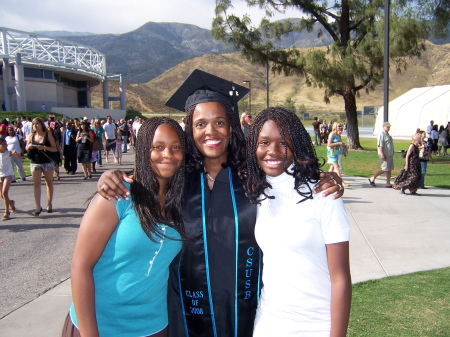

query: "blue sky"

left=1, top=0, right=301, bottom=34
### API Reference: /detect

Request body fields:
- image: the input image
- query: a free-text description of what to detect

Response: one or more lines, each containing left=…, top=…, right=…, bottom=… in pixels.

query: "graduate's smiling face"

left=256, top=120, right=294, bottom=177
left=192, top=102, right=231, bottom=163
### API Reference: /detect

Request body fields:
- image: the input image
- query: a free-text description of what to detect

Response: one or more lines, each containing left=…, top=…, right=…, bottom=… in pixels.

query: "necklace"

left=206, top=172, right=215, bottom=182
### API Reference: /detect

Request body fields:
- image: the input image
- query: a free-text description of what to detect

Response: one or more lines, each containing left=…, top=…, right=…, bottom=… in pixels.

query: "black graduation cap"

left=165, top=69, right=249, bottom=115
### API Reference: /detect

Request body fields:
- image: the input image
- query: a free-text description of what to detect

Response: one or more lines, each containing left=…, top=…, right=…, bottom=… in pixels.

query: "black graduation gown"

left=168, top=167, right=261, bottom=337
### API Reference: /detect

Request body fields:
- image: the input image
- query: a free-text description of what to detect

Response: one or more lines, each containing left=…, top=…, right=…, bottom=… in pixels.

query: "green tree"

left=284, top=97, right=296, bottom=111
left=212, top=0, right=445, bottom=149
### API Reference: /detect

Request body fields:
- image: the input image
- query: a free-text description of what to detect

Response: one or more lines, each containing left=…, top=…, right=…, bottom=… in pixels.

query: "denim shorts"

left=30, top=162, right=54, bottom=172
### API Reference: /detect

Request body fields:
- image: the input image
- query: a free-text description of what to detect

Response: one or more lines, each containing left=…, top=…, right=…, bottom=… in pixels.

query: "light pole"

left=383, top=0, right=390, bottom=123
left=242, top=80, right=251, bottom=113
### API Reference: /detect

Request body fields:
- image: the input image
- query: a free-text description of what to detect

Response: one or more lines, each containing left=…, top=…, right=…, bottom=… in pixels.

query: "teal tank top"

left=70, top=184, right=182, bottom=336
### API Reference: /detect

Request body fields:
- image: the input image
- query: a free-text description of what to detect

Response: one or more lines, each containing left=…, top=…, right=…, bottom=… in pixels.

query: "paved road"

left=0, top=154, right=134, bottom=319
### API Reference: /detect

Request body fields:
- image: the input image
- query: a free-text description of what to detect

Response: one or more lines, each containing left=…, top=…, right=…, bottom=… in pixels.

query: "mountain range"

left=38, top=21, right=334, bottom=83
left=37, top=21, right=450, bottom=117
left=37, top=21, right=450, bottom=85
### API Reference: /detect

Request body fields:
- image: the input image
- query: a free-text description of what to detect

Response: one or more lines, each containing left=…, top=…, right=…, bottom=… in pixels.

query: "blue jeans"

left=96, top=150, right=102, bottom=165
left=314, top=131, right=321, bottom=145
left=419, top=161, right=427, bottom=188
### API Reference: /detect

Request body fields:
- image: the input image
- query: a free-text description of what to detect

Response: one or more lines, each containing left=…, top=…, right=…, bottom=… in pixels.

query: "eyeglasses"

left=247, top=115, right=252, bottom=118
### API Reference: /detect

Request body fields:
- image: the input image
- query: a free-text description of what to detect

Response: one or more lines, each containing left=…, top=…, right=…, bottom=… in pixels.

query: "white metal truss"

left=0, top=27, right=106, bottom=79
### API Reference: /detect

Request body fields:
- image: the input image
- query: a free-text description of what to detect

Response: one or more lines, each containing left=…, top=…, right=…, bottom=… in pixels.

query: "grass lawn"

left=348, top=268, right=450, bottom=337
left=314, top=138, right=450, bottom=188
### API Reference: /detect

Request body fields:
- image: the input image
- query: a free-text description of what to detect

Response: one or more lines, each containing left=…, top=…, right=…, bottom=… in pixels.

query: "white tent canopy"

left=374, top=85, right=450, bottom=137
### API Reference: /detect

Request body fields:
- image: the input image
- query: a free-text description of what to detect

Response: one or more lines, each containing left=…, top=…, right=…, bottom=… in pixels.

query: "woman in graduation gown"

left=96, top=69, right=344, bottom=337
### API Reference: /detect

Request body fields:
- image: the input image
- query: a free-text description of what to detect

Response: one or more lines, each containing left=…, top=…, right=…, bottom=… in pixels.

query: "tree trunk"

left=342, top=89, right=363, bottom=149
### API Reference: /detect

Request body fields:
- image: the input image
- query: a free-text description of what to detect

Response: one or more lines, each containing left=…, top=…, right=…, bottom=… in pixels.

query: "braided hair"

left=131, top=117, right=186, bottom=242
left=245, top=107, right=322, bottom=204
left=183, top=102, right=246, bottom=176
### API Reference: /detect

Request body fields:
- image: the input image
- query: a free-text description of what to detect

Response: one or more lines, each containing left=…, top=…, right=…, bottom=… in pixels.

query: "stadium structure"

left=0, top=27, right=125, bottom=119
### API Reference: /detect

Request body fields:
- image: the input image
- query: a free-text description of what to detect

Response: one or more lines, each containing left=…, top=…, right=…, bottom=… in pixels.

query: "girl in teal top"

left=64, top=117, right=186, bottom=337
left=327, top=122, right=350, bottom=187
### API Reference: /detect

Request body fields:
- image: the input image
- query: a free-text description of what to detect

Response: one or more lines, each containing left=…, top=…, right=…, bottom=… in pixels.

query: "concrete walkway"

left=1, top=173, right=449, bottom=336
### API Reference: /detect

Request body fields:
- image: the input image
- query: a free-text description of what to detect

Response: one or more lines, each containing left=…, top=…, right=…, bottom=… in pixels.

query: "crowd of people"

left=308, top=115, right=447, bottom=196
left=368, top=119, right=449, bottom=195
left=426, top=120, right=449, bottom=157
left=312, top=117, right=335, bottom=146
left=0, top=114, right=146, bottom=219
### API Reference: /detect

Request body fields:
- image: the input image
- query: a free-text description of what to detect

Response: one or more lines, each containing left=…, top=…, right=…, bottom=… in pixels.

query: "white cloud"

left=0, top=0, right=304, bottom=34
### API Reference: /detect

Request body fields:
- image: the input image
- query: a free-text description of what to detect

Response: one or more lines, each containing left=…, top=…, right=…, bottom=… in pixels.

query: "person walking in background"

left=76, top=121, right=94, bottom=180
left=62, top=118, right=186, bottom=337
left=92, top=120, right=105, bottom=169
left=114, top=135, right=123, bottom=165
left=103, top=116, right=117, bottom=163
left=446, top=122, right=450, bottom=148
left=437, top=125, right=448, bottom=156
left=134, top=117, right=143, bottom=138
left=312, top=117, right=321, bottom=145
left=328, top=120, right=334, bottom=134
left=0, top=138, right=22, bottom=220
left=246, top=108, right=351, bottom=337
left=49, top=121, right=63, bottom=181
left=393, top=133, right=422, bottom=195
left=5, top=126, right=26, bottom=182
left=426, top=120, right=434, bottom=148
left=369, top=122, right=395, bottom=188
left=63, top=120, right=78, bottom=175
left=320, top=119, right=328, bottom=144
left=11, top=121, right=24, bottom=137
left=0, top=119, right=8, bottom=140
left=327, top=122, right=350, bottom=187
left=21, top=116, right=32, bottom=147
left=131, top=116, right=140, bottom=147
left=117, top=118, right=129, bottom=153
left=418, top=130, right=434, bottom=189
left=26, top=117, right=57, bottom=215
left=430, top=124, right=439, bottom=155
left=240, top=111, right=252, bottom=138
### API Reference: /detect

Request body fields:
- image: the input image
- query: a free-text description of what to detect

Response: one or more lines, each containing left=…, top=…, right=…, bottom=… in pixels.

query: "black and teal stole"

left=177, top=167, right=261, bottom=337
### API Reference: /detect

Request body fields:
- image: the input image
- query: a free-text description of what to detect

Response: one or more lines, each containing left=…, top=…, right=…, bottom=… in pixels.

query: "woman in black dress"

left=393, top=133, right=422, bottom=195
left=76, top=121, right=94, bottom=180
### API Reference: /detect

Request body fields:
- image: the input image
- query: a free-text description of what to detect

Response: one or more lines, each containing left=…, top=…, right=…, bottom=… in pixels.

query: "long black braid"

left=245, top=107, right=323, bottom=204
left=183, top=102, right=246, bottom=178
left=130, top=117, right=186, bottom=242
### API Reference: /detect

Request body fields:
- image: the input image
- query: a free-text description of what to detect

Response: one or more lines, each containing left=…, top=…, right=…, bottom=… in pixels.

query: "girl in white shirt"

left=245, top=107, right=351, bottom=337
left=0, top=137, right=22, bottom=220
left=5, top=126, right=26, bottom=181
